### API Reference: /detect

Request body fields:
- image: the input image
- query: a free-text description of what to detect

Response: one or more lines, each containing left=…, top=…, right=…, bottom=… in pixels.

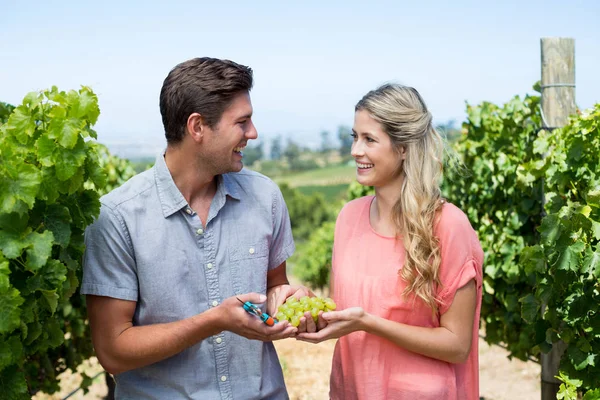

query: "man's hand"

left=266, top=284, right=314, bottom=317
left=219, top=293, right=297, bottom=341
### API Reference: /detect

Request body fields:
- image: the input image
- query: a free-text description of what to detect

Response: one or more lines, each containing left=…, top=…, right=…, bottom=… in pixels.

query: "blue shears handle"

left=237, top=298, right=277, bottom=326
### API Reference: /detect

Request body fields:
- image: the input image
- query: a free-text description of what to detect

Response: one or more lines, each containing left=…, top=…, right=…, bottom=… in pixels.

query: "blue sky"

left=2, top=0, right=599, bottom=155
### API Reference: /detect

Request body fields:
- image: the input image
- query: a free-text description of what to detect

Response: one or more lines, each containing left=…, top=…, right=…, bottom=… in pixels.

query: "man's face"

left=202, top=92, right=258, bottom=174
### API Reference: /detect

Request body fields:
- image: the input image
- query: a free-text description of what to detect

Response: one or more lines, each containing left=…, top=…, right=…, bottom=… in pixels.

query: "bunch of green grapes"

left=276, top=296, right=337, bottom=327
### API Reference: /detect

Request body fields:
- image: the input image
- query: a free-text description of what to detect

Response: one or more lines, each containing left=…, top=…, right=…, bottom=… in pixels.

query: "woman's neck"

left=371, top=177, right=404, bottom=236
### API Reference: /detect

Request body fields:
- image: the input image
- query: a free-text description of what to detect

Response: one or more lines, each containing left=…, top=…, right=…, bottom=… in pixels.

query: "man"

left=82, top=57, right=308, bottom=399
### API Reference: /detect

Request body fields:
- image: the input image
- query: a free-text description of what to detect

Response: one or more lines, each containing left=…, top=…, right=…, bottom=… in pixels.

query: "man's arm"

left=87, top=292, right=296, bottom=375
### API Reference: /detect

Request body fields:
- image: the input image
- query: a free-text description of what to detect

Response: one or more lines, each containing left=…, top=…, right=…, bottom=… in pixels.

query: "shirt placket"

left=186, top=200, right=234, bottom=400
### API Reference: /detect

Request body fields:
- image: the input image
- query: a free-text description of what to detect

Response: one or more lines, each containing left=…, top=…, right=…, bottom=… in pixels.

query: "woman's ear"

left=399, top=145, right=407, bottom=160
left=186, top=113, right=205, bottom=143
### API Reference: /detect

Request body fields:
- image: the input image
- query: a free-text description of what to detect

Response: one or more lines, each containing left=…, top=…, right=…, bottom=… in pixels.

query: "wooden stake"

left=540, top=37, right=576, bottom=400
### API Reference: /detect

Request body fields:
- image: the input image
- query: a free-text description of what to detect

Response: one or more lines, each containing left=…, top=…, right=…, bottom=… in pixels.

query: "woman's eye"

left=350, top=133, right=358, bottom=140
left=366, top=137, right=375, bottom=143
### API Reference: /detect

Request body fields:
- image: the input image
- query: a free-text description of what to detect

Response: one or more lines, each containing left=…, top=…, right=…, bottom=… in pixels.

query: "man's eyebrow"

left=237, top=112, right=253, bottom=120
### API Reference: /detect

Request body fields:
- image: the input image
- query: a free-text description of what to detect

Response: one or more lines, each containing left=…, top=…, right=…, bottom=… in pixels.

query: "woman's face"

left=351, top=109, right=405, bottom=189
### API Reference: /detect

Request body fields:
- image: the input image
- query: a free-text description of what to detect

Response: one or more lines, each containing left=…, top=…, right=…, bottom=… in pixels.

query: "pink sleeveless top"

left=330, top=196, right=483, bottom=400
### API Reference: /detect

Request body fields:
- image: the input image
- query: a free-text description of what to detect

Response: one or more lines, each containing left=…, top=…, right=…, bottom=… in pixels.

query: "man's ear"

left=186, top=113, right=206, bottom=143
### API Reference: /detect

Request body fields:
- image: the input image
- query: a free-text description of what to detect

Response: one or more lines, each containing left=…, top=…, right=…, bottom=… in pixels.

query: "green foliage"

left=291, top=181, right=373, bottom=291
left=129, top=157, right=155, bottom=174
left=279, top=183, right=335, bottom=242
left=347, top=180, right=374, bottom=200
left=242, top=142, right=263, bottom=167
left=442, top=94, right=545, bottom=362
left=0, top=88, right=137, bottom=398
left=533, top=104, right=600, bottom=392
left=0, top=102, right=15, bottom=124
left=296, top=184, right=348, bottom=203
left=444, top=91, right=600, bottom=394
left=89, top=143, right=137, bottom=196
left=294, top=221, right=335, bottom=291
left=289, top=158, right=320, bottom=172
left=0, top=87, right=105, bottom=398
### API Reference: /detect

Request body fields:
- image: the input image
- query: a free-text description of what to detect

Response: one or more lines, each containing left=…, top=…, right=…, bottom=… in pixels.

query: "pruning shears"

left=237, top=297, right=277, bottom=326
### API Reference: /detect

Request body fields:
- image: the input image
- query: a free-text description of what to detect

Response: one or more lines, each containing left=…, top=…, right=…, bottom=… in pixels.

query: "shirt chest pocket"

left=229, top=241, right=269, bottom=295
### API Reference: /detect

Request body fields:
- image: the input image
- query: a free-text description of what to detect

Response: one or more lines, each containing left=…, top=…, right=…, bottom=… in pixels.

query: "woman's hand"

left=295, top=307, right=366, bottom=343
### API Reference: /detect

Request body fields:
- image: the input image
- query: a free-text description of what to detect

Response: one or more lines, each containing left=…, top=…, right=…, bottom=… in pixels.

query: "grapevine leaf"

left=53, top=138, right=87, bottom=181
left=0, top=365, right=29, bottom=400
left=583, top=389, right=600, bottom=400
left=0, top=163, right=41, bottom=214
left=582, top=246, right=600, bottom=278
left=35, top=135, right=57, bottom=167
left=520, top=245, right=546, bottom=274
left=0, top=258, right=9, bottom=288
left=37, top=169, right=60, bottom=204
left=6, top=106, right=36, bottom=144
left=45, top=318, right=64, bottom=348
left=592, top=221, right=600, bottom=241
left=24, top=230, right=54, bottom=271
left=520, top=293, right=540, bottom=323
left=554, top=241, right=585, bottom=273
left=43, top=205, right=72, bottom=248
left=24, top=320, right=42, bottom=345
left=539, top=214, right=562, bottom=246
left=0, top=229, right=30, bottom=259
left=567, top=345, right=593, bottom=371
left=0, top=285, right=24, bottom=334
left=47, top=117, right=84, bottom=149
left=70, top=87, right=100, bottom=125
left=41, top=259, right=67, bottom=289
left=40, top=289, right=59, bottom=314
left=0, top=335, right=23, bottom=371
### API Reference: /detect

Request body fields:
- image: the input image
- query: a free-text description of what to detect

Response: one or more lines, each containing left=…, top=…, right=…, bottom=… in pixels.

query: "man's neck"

left=164, top=145, right=217, bottom=206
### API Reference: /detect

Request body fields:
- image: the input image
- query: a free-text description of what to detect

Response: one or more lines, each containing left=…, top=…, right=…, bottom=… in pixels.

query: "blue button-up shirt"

left=81, top=154, right=295, bottom=399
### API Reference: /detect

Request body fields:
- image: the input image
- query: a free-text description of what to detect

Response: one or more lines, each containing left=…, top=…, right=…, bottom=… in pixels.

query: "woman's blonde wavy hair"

left=355, top=83, right=445, bottom=314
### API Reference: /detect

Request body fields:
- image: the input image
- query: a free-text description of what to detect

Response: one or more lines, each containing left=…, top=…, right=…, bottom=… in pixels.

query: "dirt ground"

left=34, top=333, right=540, bottom=400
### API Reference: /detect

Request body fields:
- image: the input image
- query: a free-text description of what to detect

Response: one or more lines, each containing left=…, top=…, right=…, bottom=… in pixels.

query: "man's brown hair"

left=159, top=57, right=253, bottom=144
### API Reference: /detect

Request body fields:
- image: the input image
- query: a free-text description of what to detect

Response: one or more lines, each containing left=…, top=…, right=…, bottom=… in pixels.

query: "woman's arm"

left=296, top=279, right=477, bottom=364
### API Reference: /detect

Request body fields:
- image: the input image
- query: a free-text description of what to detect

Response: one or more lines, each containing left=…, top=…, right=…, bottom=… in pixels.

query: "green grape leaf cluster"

left=443, top=94, right=545, bottom=362
left=533, top=104, right=600, bottom=393
left=444, top=89, right=600, bottom=395
left=276, top=296, right=337, bottom=327
left=0, top=87, right=107, bottom=398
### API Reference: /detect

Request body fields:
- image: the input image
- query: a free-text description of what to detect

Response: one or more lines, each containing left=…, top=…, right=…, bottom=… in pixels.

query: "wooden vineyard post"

left=539, top=37, right=576, bottom=400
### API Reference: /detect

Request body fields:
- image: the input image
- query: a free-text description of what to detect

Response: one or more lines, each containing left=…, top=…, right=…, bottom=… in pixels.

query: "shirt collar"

left=220, top=173, right=241, bottom=201
left=154, top=153, right=241, bottom=218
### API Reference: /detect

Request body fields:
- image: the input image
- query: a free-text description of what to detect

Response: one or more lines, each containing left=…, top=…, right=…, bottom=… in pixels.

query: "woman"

left=296, top=84, right=484, bottom=400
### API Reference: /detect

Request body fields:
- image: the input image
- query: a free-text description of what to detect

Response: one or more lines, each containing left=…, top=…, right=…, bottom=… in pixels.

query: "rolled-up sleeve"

left=268, top=186, right=295, bottom=270
left=81, top=202, right=138, bottom=301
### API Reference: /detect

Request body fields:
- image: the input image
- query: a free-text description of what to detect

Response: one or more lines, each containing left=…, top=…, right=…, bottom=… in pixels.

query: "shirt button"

left=196, top=228, right=204, bottom=235
left=215, top=337, right=222, bottom=344
left=212, top=300, right=218, bottom=307
left=221, top=376, right=227, bottom=382
left=207, top=263, right=213, bottom=269
left=249, top=247, right=255, bottom=254
left=185, top=208, right=192, bottom=215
